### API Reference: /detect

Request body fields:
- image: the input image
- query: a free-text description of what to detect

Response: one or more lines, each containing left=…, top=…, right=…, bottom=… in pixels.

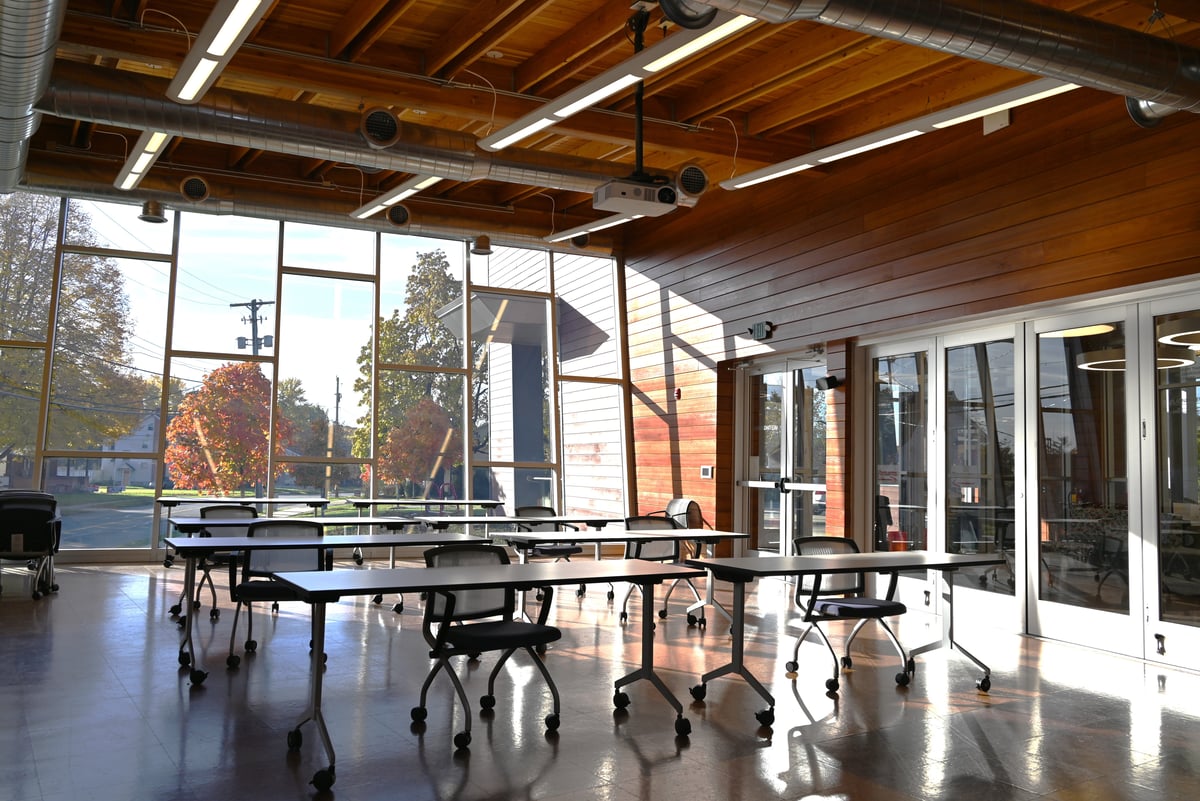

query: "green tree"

left=164, top=362, right=295, bottom=493
left=353, top=249, right=486, bottom=493
left=0, top=194, right=149, bottom=458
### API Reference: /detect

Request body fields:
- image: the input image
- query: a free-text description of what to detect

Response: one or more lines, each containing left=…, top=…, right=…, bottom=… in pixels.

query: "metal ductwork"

left=664, top=0, right=1200, bottom=125
left=37, top=62, right=629, bottom=196
left=0, top=0, right=67, bottom=193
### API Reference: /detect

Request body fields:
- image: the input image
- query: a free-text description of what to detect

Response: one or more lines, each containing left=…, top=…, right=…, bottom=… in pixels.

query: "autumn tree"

left=376, top=396, right=463, bottom=495
left=353, top=249, right=486, bottom=494
left=164, top=362, right=295, bottom=493
left=0, top=193, right=150, bottom=458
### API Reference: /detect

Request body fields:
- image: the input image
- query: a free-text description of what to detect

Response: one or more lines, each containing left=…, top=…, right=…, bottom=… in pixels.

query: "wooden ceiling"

left=20, top=0, right=1200, bottom=249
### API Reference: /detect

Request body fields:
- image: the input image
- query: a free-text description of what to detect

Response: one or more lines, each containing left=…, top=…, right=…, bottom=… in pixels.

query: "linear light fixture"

left=480, top=11, right=755, bottom=152
left=350, top=175, right=442, bottom=220
left=114, top=130, right=171, bottom=191
left=721, top=78, right=1078, bottom=190
left=167, top=0, right=272, bottom=104
left=545, top=212, right=645, bottom=244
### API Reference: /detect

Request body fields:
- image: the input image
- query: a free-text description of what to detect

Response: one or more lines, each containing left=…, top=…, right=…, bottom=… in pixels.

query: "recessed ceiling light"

left=486, top=50, right=504, bottom=59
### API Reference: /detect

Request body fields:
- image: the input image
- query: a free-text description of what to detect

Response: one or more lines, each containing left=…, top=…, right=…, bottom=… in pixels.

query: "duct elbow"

left=1126, top=97, right=1179, bottom=128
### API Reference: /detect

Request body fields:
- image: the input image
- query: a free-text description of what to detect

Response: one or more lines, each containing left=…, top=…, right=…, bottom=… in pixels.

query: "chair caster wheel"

left=227, top=654, right=241, bottom=668
left=287, top=729, right=302, bottom=749
left=690, top=683, right=706, bottom=701
left=372, top=594, right=382, bottom=604
left=169, top=603, right=182, bottom=616
left=453, top=731, right=471, bottom=750
left=755, top=708, right=774, bottom=727
left=392, top=602, right=404, bottom=613
left=674, top=717, right=691, bottom=737
left=895, top=672, right=910, bottom=686
left=545, top=713, right=560, bottom=732
left=209, top=608, right=220, bottom=620
left=825, top=678, right=839, bottom=692
left=245, top=639, right=257, bottom=652
left=619, top=611, right=628, bottom=624
left=575, top=587, right=585, bottom=598
left=977, top=676, right=991, bottom=692
left=607, top=590, right=615, bottom=600
left=189, top=668, right=208, bottom=685
left=411, top=706, right=427, bottom=722
left=841, top=656, right=853, bottom=669
left=658, top=609, right=668, bottom=619
left=785, top=660, right=798, bottom=673
left=480, top=694, right=496, bottom=710
left=310, top=767, right=334, bottom=791
left=178, top=650, right=191, bottom=666
left=613, top=691, right=630, bottom=709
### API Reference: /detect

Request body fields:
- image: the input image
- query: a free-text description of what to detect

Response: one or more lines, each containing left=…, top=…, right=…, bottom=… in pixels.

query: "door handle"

left=777, top=476, right=792, bottom=494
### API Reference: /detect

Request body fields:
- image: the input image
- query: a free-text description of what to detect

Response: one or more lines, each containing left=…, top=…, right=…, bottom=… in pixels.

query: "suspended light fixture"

left=470, top=235, right=493, bottom=255
left=138, top=200, right=168, bottom=223
left=167, top=0, right=272, bottom=104
left=1157, top=318, right=1200, bottom=347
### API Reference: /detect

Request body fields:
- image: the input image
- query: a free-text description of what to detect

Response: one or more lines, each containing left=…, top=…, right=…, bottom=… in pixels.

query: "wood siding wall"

left=621, top=88, right=1200, bottom=532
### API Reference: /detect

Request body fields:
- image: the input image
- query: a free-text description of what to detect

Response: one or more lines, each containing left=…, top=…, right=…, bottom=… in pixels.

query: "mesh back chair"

left=190, top=504, right=256, bottom=621
left=410, top=543, right=562, bottom=750
left=786, top=536, right=913, bottom=693
left=225, top=518, right=326, bottom=669
left=617, top=514, right=681, bottom=624
left=515, top=505, right=584, bottom=599
left=0, top=490, right=61, bottom=600
left=660, top=499, right=709, bottom=626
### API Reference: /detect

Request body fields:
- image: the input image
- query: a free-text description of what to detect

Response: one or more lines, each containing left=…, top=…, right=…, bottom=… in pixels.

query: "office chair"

left=410, top=543, right=562, bottom=750
left=515, top=505, right=584, bottom=599
left=786, top=536, right=913, bottom=693
left=190, top=504, right=256, bottom=620
left=617, top=514, right=681, bottom=625
left=225, top=518, right=326, bottom=669
left=0, top=490, right=61, bottom=600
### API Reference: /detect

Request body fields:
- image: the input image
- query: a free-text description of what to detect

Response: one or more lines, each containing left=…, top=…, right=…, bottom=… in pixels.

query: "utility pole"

left=231, top=299, right=275, bottom=354
left=334, top=376, right=342, bottom=426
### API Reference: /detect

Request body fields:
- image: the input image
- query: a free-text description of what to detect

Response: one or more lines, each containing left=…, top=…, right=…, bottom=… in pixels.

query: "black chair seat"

left=813, top=597, right=906, bottom=618
left=443, top=620, right=562, bottom=652
left=530, top=544, right=583, bottom=558
left=234, top=581, right=302, bottom=603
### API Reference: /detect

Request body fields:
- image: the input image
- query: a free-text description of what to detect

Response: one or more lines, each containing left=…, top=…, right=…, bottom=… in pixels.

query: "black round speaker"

left=385, top=204, right=410, bottom=226
left=570, top=233, right=590, bottom=248
left=361, top=108, right=401, bottom=148
left=179, top=175, right=209, bottom=203
left=678, top=164, right=708, bottom=197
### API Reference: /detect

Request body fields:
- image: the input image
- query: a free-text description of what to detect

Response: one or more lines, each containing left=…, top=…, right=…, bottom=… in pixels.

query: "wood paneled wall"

left=620, top=88, right=1200, bottom=532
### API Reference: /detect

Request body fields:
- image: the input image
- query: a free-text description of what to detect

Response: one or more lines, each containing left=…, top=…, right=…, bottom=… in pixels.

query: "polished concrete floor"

left=2, top=557, right=1199, bottom=801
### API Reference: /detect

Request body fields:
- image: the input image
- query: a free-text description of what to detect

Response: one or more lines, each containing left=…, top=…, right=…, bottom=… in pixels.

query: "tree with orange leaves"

left=164, top=362, right=295, bottom=493
left=375, top=395, right=462, bottom=496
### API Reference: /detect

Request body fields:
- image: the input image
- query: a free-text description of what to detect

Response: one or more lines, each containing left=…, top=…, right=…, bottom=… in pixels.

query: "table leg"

left=908, top=569, right=993, bottom=692
left=289, top=602, right=336, bottom=791
left=612, top=580, right=692, bottom=737
left=689, top=580, right=775, bottom=726
left=177, top=554, right=207, bottom=685
left=683, top=542, right=732, bottom=626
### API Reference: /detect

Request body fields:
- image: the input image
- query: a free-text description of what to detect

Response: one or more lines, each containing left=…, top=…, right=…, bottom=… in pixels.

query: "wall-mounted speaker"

left=675, top=164, right=708, bottom=208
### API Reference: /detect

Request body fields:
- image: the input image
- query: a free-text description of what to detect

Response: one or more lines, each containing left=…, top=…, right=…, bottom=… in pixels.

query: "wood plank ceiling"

left=18, top=0, right=1200, bottom=250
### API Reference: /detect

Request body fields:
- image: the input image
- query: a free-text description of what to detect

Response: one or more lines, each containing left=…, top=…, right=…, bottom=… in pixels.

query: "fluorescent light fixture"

left=350, top=175, right=442, bottom=220
left=167, top=0, right=271, bottom=104
left=1042, top=324, right=1116, bottom=338
left=545, top=213, right=645, bottom=243
left=114, top=129, right=171, bottom=191
left=480, top=11, right=754, bottom=152
left=722, top=78, right=1078, bottom=191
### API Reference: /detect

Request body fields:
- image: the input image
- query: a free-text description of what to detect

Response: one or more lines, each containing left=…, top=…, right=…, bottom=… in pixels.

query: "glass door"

left=1028, top=311, right=1142, bottom=653
left=738, top=360, right=827, bottom=555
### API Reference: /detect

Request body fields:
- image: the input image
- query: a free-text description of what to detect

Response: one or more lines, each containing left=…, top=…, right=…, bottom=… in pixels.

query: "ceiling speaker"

left=360, top=107, right=402, bottom=149
left=676, top=164, right=708, bottom=207
left=179, top=175, right=209, bottom=203
left=385, top=204, right=410, bottom=227
left=570, top=233, right=590, bottom=248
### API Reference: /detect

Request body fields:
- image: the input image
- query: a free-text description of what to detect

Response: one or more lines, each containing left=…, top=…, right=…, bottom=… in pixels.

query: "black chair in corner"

left=617, top=514, right=681, bottom=624
left=0, top=490, right=61, bottom=600
left=515, top=505, right=584, bottom=599
left=191, top=504, right=256, bottom=620
left=410, top=542, right=562, bottom=750
left=786, top=536, right=914, bottom=693
left=225, top=518, right=326, bottom=669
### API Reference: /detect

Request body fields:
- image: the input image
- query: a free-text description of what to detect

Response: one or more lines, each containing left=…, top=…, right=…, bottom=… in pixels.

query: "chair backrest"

left=241, top=519, right=325, bottom=577
left=515, top=505, right=561, bottom=533
left=199, top=504, right=256, bottom=538
left=422, top=543, right=512, bottom=625
left=623, top=514, right=681, bottom=561
left=0, top=491, right=60, bottom=553
left=793, top=536, right=864, bottom=597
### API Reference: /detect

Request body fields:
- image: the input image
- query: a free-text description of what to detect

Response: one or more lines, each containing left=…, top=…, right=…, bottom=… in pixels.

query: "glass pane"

left=65, top=198, right=174, bottom=253
left=370, top=369, right=467, bottom=499
left=43, top=458, right=158, bottom=549
left=472, top=244, right=548, bottom=292
left=470, top=292, right=550, bottom=462
left=164, top=359, right=276, bottom=495
left=477, top=465, right=552, bottom=512
left=378, top=241, right=464, bottom=368
left=1037, top=322, right=1128, bottom=613
left=0, top=347, right=44, bottom=486
left=273, top=460, right=365, bottom=503
left=1, top=193, right=59, bottom=342
left=173, top=213, right=277, bottom=354
left=561, top=381, right=625, bottom=518
left=283, top=221, right=374, bottom=274
left=790, top=367, right=828, bottom=540
left=277, top=274, right=373, bottom=457
left=555, top=253, right=618, bottom=377
left=46, top=254, right=167, bottom=452
left=874, top=352, right=928, bottom=552
left=946, top=339, right=1017, bottom=595
left=1155, top=312, right=1200, bottom=626
left=748, top=372, right=783, bottom=551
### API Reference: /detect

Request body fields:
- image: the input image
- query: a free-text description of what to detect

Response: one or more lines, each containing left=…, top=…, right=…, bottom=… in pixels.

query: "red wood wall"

left=620, top=88, right=1200, bottom=534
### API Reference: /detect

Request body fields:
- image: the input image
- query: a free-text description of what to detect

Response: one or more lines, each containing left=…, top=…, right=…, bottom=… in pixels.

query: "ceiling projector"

left=593, top=177, right=678, bottom=216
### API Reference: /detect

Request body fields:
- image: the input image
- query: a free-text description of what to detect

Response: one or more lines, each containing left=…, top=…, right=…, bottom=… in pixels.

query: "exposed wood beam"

left=514, top=1, right=640, bottom=92
left=329, top=0, right=399, bottom=58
